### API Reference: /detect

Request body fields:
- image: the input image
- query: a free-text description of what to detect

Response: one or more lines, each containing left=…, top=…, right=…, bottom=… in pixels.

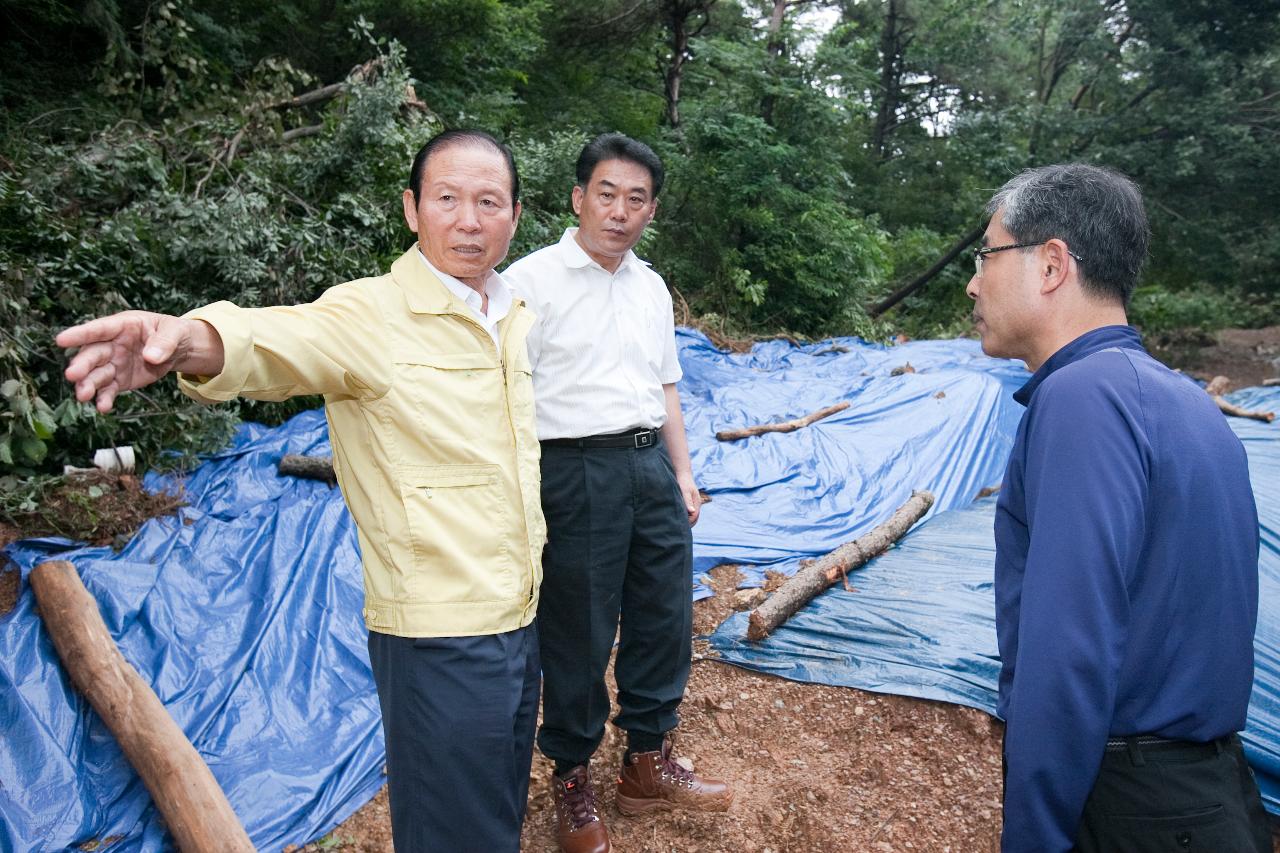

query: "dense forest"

left=1, top=0, right=1278, bottom=491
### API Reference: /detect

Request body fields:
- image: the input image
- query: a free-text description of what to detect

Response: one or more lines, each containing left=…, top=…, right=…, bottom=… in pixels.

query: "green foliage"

left=1128, top=287, right=1277, bottom=337
left=2, top=0, right=1278, bottom=486
left=656, top=106, right=891, bottom=337
left=0, top=20, right=437, bottom=477
left=506, top=129, right=590, bottom=260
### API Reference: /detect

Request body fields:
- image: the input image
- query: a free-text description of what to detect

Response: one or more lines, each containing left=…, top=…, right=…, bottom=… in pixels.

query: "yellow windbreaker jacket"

left=178, top=248, right=545, bottom=638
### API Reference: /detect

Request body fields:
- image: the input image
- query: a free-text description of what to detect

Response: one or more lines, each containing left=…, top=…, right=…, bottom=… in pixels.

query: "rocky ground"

left=2, top=325, right=1277, bottom=852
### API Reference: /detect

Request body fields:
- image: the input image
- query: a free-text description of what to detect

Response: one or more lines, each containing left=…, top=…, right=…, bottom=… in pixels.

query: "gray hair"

left=986, top=163, right=1150, bottom=306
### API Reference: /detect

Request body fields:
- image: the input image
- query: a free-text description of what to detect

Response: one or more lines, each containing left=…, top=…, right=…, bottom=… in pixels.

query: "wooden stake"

left=716, top=402, right=850, bottom=442
left=30, top=561, right=255, bottom=852
left=746, top=490, right=935, bottom=641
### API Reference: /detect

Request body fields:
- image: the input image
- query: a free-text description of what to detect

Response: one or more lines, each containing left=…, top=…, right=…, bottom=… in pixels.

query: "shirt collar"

left=558, top=227, right=650, bottom=274
left=416, top=249, right=511, bottom=318
left=1014, top=324, right=1146, bottom=406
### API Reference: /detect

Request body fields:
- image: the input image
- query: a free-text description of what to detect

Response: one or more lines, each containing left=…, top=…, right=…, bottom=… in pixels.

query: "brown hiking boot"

left=615, top=739, right=733, bottom=815
left=551, top=765, right=611, bottom=853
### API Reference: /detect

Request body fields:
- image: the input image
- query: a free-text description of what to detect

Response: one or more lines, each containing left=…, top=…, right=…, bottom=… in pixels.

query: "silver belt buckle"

left=635, top=430, right=654, bottom=448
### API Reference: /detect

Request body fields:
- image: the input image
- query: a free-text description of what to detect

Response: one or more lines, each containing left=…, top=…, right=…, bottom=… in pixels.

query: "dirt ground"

left=2, top=325, right=1278, bottom=852
left=1148, top=324, right=1280, bottom=391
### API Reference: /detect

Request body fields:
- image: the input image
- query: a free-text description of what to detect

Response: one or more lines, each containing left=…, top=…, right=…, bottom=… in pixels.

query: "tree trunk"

left=747, top=490, right=935, bottom=640
left=872, top=0, right=904, bottom=159
left=868, top=223, right=984, bottom=317
left=30, top=560, right=255, bottom=852
left=279, top=454, right=337, bottom=484
left=662, top=0, right=715, bottom=129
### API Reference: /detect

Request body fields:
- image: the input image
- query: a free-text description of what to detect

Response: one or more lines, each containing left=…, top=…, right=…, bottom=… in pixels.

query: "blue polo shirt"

left=995, top=325, right=1259, bottom=853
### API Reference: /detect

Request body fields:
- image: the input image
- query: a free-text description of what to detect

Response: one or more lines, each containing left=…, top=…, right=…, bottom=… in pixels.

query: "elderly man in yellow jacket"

left=57, top=130, right=544, bottom=853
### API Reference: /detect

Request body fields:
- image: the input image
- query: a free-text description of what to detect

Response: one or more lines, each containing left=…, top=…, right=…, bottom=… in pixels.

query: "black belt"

left=1104, top=734, right=1230, bottom=757
left=541, top=428, right=659, bottom=449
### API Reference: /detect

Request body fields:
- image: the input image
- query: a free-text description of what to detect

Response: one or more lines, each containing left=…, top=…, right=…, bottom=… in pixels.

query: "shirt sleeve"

left=1001, top=363, right=1149, bottom=853
left=657, top=283, right=682, bottom=384
left=177, top=282, right=392, bottom=404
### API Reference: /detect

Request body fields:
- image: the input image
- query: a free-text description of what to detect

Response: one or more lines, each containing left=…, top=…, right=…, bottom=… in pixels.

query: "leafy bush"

left=0, top=26, right=437, bottom=481
left=1128, top=286, right=1275, bottom=336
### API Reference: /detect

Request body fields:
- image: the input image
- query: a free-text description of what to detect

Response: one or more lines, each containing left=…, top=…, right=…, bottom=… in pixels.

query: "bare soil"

left=0, top=472, right=184, bottom=619
left=1148, top=324, right=1280, bottom=391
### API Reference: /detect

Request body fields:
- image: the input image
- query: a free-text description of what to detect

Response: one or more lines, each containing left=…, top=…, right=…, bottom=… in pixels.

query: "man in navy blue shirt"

left=967, top=163, right=1270, bottom=852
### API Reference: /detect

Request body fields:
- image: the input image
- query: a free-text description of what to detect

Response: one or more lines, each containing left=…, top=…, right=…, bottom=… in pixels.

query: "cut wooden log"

left=1264, top=378, right=1280, bottom=387
left=1201, top=375, right=1274, bottom=421
left=746, top=490, right=935, bottom=641
left=1214, top=397, right=1275, bottom=423
left=30, top=561, right=255, bottom=853
left=716, top=402, right=850, bottom=442
left=1202, top=376, right=1275, bottom=422
left=279, top=454, right=337, bottom=485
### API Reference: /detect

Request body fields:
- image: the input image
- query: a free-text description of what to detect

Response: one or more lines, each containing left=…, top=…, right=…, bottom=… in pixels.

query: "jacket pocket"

left=393, top=350, right=502, bottom=442
left=398, top=463, right=516, bottom=602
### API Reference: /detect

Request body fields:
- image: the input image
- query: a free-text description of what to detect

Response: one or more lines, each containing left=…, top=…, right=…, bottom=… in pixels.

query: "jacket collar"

left=391, top=247, right=524, bottom=314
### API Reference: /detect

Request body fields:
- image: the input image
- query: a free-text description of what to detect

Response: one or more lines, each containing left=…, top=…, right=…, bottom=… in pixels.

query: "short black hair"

left=986, top=163, right=1150, bottom=306
left=575, top=132, right=665, bottom=197
left=409, top=129, right=520, bottom=208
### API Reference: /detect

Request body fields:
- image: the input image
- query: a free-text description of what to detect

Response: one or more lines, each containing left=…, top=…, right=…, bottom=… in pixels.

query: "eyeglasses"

left=972, top=241, right=1084, bottom=275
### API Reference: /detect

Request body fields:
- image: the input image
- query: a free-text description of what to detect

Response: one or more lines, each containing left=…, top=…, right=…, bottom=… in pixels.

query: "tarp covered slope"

left=680, top=330, right=1030, bottom=594
left=2, top=412, right=385, bottom=852
left=710, top=386, right=1280, bottom=811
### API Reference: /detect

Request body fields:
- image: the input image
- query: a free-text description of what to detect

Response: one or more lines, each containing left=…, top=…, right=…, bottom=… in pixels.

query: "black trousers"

left=536, top=439, right=694, bottom=766
left=367, top=624, right=540, bottom=853
left=1070, top=734, right=1271, bottom=852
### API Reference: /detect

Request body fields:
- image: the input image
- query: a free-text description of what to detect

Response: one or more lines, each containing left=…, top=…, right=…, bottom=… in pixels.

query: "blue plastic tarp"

left=2, top=411, right=385, bottom=852
left=709, top=385, right=1280, bottom=812
left=680, top=330, right=1031, bottom=595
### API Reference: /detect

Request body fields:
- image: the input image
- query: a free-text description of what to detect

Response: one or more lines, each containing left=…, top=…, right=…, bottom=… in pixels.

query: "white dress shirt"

left=503, top=228, right=682, bottom=440
left=416, top=249, right=512, bottom=348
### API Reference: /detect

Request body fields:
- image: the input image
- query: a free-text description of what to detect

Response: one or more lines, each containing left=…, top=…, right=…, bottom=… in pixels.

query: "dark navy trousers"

left=367, top=623, right=539, bottom=853
left=536, top=438, right=694, bottom=766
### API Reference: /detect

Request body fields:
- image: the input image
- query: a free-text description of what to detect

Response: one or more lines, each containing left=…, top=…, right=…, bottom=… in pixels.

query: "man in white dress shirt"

left=504, top=133, right=731, bottom=853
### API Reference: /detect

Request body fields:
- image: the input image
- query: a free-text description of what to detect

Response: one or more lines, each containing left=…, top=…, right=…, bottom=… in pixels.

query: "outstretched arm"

left=56, top=311, right=226, bottom=413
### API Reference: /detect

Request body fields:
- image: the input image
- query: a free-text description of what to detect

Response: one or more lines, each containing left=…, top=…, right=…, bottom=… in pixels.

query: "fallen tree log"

left=716, top=402, right=850, bottom=442
left=29, top=561, right=254, bottom=852
left=1204, top=375, right=1274, bottom=422
left=1215, top=398, right=1275, bottom=423
left=279, top=454, right=337, bottom=485
left=746, top=490, right=935, bottom=641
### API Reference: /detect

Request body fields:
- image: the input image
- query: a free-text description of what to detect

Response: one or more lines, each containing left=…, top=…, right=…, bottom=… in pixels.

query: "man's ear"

left=510, top=201, right=522, bottom=236
left=1040, top=239, right=1073, bottom=295
left=571, top=185, right=584, bottom=217
left=402, top=189, right=419, bottom=234
left=647, top=197, right=659, bottom=225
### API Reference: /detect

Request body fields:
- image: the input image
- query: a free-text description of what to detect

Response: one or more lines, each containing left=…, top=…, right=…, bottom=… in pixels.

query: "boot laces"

left=658, top=754, right=697, bottom=789
left=560, top=775, right=600, bottom=828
